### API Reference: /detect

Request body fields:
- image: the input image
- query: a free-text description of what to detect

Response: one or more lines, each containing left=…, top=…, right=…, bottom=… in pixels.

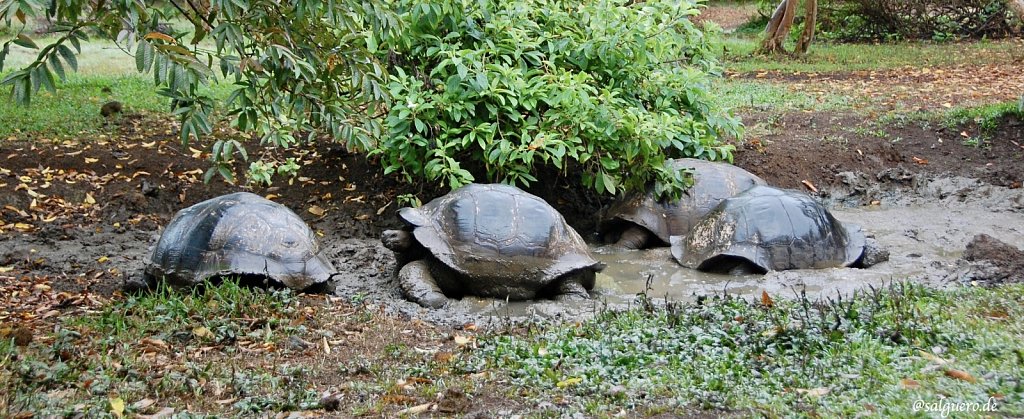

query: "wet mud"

left=4, top=171, right=1023, bottom=327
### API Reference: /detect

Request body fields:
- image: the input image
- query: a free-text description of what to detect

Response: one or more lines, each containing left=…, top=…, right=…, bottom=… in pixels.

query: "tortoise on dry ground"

left=599, top=158, right=766, bottom=249
left=137, top=192, right=335, bottom=292
left=671, top=185, right=888, bottom=274
left=382, top=183, right=604, bottom=308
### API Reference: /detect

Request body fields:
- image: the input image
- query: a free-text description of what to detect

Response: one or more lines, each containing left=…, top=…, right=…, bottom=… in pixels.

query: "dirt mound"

left=731, top=113, right=1024, bottom=203
left=959, top=234, right=1024, bottom=284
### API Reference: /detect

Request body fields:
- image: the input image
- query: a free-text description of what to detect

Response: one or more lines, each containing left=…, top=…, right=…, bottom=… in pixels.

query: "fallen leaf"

left=453, top=335, right=473, bottom=346
left=801, top=180, right=818, bottom=193
left=396, top=403, right=434, bottom=415
left=945, top=369, right=977, bottom=383
left=795, top=387, right=830, bottom=397
left=918, top=350, right=949, bottom=365
left=193, top=326, right=214, bottom=339
left=84, top=193, right=96, bottom=205
left=109, top=396, right=125, bottom=419
left=912, top=156, right=928, bottom=165
left=0, top=266, right=13, bottom=273
left=84, top=157, right=99, bottom=164
left=308, top=205, right=325, bottom=217
left=354, top=214, right=370, bottom=221
left=138, top=407, right=175, bottom=419
left=900, top=378, right=920, bottom=389
left=189, top=147, right=204, bottom=158
left=556, top=377, right=582, bottom=388
left=761, top=290, right=774, bottom=308
left=433, top=352, right=453, bottom=363
left=97, top=256, right=109, bottom=263
left=131, top=398, right=156, bottom=411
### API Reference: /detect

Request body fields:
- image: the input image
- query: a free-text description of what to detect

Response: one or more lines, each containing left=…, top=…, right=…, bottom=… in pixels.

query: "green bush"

left=374, top=0, right=741, bottom=197
left=818, top=0, right=1021, bottom=41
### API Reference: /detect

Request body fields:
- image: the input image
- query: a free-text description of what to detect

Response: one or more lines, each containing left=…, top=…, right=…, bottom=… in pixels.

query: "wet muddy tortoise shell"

left=599, top=158, right=766, bottom=245
left=144, top=192, right=334, bottom=292
left=671, top=185, right=866, bottom=273
left=396, top=183, right=601, bottom=295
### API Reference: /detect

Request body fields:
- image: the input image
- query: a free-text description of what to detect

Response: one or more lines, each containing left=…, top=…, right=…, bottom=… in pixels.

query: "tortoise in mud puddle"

left=671, top=185, right=888, bottom=274
left=599, top=158, right=766, bottom=249
left=382, top=184, right=605, bottom=308
left=140, top=192, right=335, bottom=292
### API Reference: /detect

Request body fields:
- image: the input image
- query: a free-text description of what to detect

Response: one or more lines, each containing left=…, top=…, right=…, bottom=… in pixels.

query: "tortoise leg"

left=614, top=225, right=652, bottom=250
left=554, top=274, right=592, bottom=301
left=397, top=260, right=449, bottom=308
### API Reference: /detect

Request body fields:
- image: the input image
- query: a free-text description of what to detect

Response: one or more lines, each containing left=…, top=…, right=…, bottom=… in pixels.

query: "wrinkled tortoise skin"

left=671, top=185, right=867, bottom=273
left=144, top=192, right=334, bottom=292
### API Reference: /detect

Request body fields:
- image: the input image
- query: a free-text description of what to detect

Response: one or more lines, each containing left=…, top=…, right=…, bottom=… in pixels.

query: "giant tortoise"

left=599, top=158, right=766, bottom=249
left=382, top=184, right=604, bottom=308
left=671, top=185, right=887, bottom=274
left=141, top=192, right=335, bottom=292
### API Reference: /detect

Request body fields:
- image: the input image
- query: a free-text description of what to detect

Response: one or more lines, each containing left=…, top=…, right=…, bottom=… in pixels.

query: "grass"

left=4, top=281, right=1022, bottom=416
left=472, top=283, right=1024, bottom=416
left=1, top=38, right=233, bottom=138
left=713, top=79, right=855, bottom=113
left=721, top=37, right=1024, bottom=74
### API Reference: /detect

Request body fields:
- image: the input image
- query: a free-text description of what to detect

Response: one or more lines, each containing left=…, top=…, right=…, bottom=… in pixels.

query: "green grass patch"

left=714, top=79, right=854, bottom=113
left=0, top=74, right=168, bottom=138
left=1, top=38, right=235, bottom=138
left=470, top=283, right=1024, bottom=416
left=722, top=37, right=1024, bottom=73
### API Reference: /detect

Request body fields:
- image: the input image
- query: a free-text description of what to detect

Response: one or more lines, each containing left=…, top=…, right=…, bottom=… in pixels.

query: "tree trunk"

left=795, top=0, right=818, bottom=54
left=759, top=0, right=798, bottom=54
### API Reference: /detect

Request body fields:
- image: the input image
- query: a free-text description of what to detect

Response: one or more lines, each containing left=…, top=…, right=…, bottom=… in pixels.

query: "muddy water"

left=376, top=191, right=1024, bottom=327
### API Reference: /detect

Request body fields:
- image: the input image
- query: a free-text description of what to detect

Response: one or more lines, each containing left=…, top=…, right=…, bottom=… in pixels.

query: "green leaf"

left=601, top=172, right=616, bottom=194
left=47, top=53, right=65, bottom=81
left=57, top=45, right=77, bottom=72
left=13, top=34, right=38, bottom=49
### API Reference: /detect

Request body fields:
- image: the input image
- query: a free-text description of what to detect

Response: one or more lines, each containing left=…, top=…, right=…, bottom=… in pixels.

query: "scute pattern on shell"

left=145, top=192, right=334, bottom=291
left=399, top=184, right=599, bottom=295
left=601, top=158, right=766, bottom=244
left=671, top=186, right=866, bottom=273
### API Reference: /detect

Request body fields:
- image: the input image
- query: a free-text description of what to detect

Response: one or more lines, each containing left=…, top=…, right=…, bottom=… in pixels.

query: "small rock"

left=287, top=336, right=312, bottom=350
left=859, top=238, right=890, bottom=267
left=141, top=179, right=159, bottom=197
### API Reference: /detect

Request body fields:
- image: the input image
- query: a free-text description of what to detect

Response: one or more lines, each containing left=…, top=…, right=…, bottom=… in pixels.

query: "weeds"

left=472, top=282, right=1024, bottom=416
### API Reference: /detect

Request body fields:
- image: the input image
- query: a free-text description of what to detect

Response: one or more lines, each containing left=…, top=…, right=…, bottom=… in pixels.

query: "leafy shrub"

left=818, top=0, right=1021, bottom=41
left=374, top=0, right=741, bottom=197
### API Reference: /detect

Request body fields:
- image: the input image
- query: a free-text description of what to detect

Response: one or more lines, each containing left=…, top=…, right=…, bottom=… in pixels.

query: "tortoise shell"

left=671, top=186, right=866, bottom=273
left=397, top=184, right=600, bottom=297
left=144, top=192, right=334, bottom=291
left=600, top=158, right=766, bottom=245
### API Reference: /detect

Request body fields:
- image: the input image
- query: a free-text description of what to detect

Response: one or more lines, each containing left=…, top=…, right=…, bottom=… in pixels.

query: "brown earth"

left=2, top=109, right=1022, bottom=301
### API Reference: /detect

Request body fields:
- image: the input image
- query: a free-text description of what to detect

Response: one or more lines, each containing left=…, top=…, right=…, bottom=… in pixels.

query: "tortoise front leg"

left=554, top=274, right=592, bottom=301
left=397, top=260, right=449, bottom=308
left=614, top=225, right=653, bottom=250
